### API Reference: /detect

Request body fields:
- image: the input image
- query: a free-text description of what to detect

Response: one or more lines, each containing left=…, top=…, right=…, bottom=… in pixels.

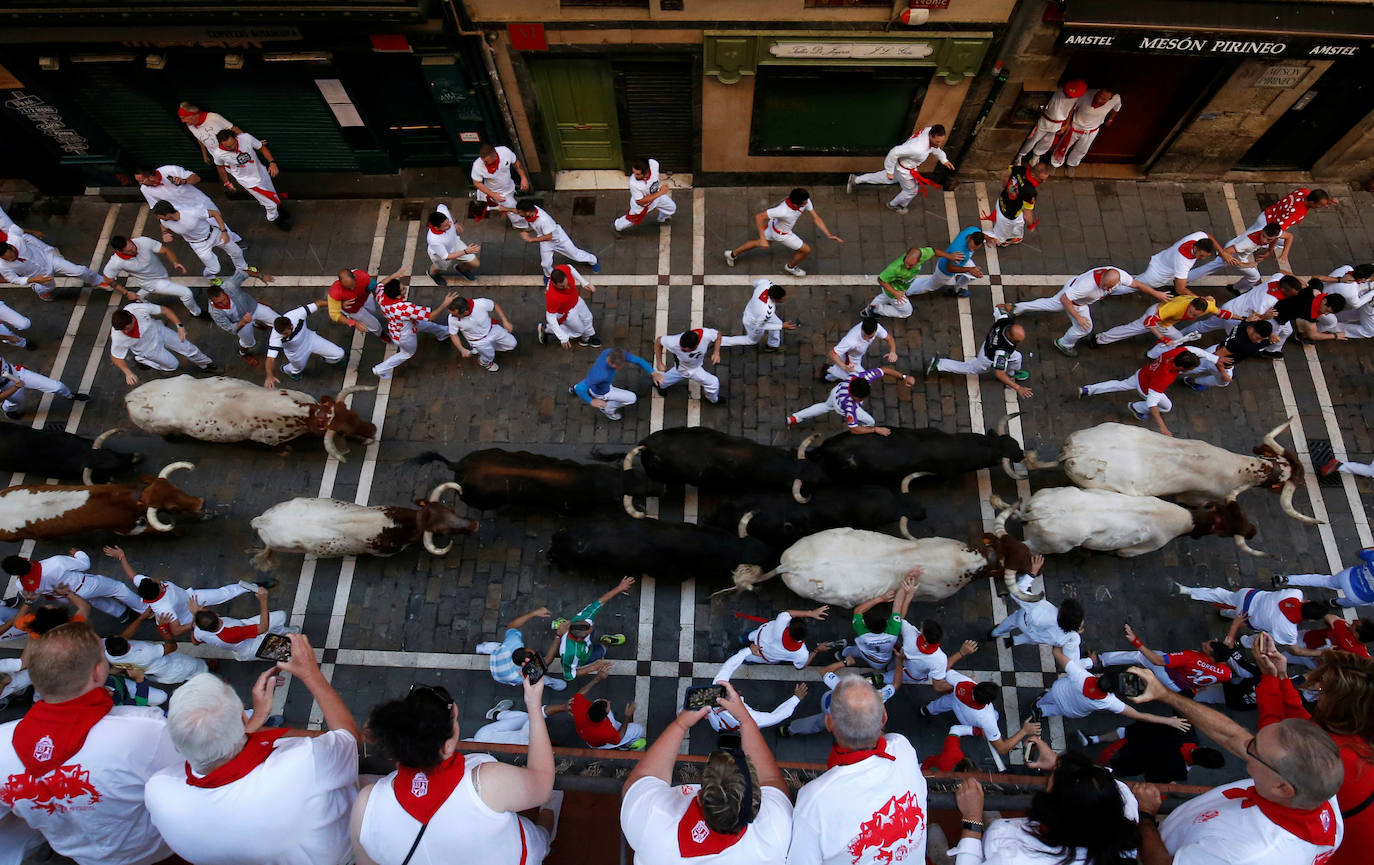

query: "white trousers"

left=1189, top=352, right=1233, bottom=388
left=869, top=289, right=913, bottom=319
left=280, top=331, right=345, bottom=374
left=613, top=195, right=676, bottom=231
left=372, top=322, right=446, bottom=379
left=67, top=574, right=144, bottom=618
left=133, top=277, right=201, bottom=316
left=596, top=385, right=638, bottom=416
left=235, top=304, right=281, bottom=350
left=467, top=325, right=517, bottom=364
left=1186, top=257, right=1262, bottom=293
left=243, top=173, right=280, bottom=221
left=539, top=229, right=597, bottom=277
left=132, top=325, right=213, bottom=371
left=719, top=317, right=781, bottom=348
left=1340, top=461, right=1374, bottom=478
left=935, top=350, right=1022, bottom=377
left=1285, top=569, right=1370, bottom=608
left=187, top=233, right=248, bottom=277
left=1050, top=127, right=1101, bottom=168
left=1014, top=290, right=1094, bottom=348
left=908, top=270, right=969, bottom=296
left=1082, top=371, right=1172, bottom=415
left=792, top=384, right=874, bottom=426
left=547, top=300, right=596, bottom=343
left=0, top=302, right=32, bottom=348
left=432, top=253, right=479, bottom=275
left=1095, top=309, right=1180, bottom=349
left=341, top=296, right=384, bottom=338
left=660, top=363, right=719, bottom=401
left=1018, top=115, right=1063, bottom=159
left=2, top=367, right=72, bottom=412
left=992, top=210, right=1025, bottom=244
left=854, top=169, right=926, bottom=209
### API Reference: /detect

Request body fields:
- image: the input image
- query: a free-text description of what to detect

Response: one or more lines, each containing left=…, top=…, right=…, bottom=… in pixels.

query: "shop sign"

left=768, top=41, right=935, bottom=60
left=4, top=90, right=89, bottom=155
left=1058, top=27, right=1366, bottom=58
left=1253, top=65, right=1307, bottom=88
left=908, top=0, right=951, bottom=7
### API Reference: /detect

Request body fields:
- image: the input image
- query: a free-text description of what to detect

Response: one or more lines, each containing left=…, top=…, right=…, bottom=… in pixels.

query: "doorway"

left=529, top=58, right=623, bottom=170
left=1237, top=59, right=1374, bottom=171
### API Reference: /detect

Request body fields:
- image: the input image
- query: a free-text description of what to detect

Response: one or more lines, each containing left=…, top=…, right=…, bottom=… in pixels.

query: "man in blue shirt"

left=907, top=226, right=986, bottom=299
left=477, top=605, right=568, bottom=691
left=570, top=347, right=664, bottom=421
left=1274, top=547, right=1374, bottom=608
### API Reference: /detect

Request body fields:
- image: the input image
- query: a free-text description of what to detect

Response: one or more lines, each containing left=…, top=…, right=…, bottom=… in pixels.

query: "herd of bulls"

left=0, top=373, right=1318, bottom=612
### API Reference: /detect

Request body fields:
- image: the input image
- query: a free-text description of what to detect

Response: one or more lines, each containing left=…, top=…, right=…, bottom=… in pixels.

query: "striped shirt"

left=838, top=368, right=884, bottom=428
left=489, top=628, right=526, bottom=686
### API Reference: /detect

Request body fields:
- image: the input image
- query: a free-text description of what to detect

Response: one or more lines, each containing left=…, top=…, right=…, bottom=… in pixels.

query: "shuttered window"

left=612, top=60, right=695, bottom=173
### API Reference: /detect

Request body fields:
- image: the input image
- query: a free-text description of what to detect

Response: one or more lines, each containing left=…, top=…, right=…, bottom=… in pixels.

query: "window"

left=750, top=66, right=930, bottom=156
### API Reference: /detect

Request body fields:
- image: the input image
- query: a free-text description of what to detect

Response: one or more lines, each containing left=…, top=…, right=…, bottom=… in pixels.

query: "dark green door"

left=529, top=59, right=622, bottom=170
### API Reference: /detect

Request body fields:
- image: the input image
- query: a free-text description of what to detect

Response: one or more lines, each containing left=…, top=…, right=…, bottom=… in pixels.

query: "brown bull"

left=0, top=462, right=203, bottom=541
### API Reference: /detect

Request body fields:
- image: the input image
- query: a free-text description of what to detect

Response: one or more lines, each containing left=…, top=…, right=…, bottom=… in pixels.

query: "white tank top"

left=358, top=754, right=531, bottom=865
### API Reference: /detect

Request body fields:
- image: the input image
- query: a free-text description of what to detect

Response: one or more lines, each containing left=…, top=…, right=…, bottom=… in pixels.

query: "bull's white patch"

left=1061, top=422, right=1268, bottom=498
left=778, top=528, right=984, bottom=607
left=0, top=488, right=92, bottom=533
left=252, top=497, right=395, bottom=558
left=1016, top=487, right=1191, bottom=557
left=125, top=375, right=313, bottom=444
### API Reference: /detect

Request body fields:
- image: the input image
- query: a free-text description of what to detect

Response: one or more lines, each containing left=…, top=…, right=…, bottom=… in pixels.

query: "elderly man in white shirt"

left=177, top=102, right=242, bottom=164
left=849, top=124, right=955, bottom=214
left=102, top=234, right=202, bottom=317
left=425, top=203, right=481, bottom=285
left=145, top=636, right=360, bottom=865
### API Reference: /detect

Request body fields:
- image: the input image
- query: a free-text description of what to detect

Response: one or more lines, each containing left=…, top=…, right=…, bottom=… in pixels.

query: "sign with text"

left=768, top=41, right=935, bottom=60
left=1058, top=27, right=1366, bottom=58
left=1253, top=65, right=1307, bottom=88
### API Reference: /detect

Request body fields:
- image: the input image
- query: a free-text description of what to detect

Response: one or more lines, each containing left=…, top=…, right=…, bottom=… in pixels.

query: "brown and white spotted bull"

left=1024, top=420, right=1317, bottom=525
left=125, top=376, right=377, bottom=462
left=249, top=483, right=479, bottom=569
left=0, top=462, right=203, bottom=541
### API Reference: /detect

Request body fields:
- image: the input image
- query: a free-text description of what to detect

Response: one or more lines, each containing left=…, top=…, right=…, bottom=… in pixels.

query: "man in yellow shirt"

left=1091, top=295, right=1237, bottom=357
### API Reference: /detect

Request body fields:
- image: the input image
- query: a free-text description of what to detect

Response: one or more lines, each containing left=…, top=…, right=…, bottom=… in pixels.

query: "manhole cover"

left=1182, top=192, right=1209, bottom=213
left=399, top=201, right=424, bottom=221
left=572, top=196, right=596, bottom=216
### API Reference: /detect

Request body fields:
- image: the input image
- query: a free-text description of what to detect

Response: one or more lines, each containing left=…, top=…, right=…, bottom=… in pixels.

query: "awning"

left=1060, top=0, right=1374, bottom=58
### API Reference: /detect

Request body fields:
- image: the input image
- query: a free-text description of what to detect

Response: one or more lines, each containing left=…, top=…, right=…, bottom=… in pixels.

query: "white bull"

left=730, top=528, right=1027, bottom=607
left=125, top=376, right=377, bottom=462
left=991, top=488, right=1265, bottom=558
left=1025, top=420, right=1318, bottom=525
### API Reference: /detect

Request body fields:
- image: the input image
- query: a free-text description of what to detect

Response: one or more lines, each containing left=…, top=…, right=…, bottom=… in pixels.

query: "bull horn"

left=990, top=495, right=1015, bottom=536
left=423, top=482, right=465, bottom=556
left=147, top=461, right=195, bottom=532
left=1278, top=481, right=1323, bottom=526
left=792, top=478, right=810, bottom=504
left=623, top=494, right=647, bottom=520
left=796, top=434, right=822, bottom=460
left=1262, top=419, right=1294, bottom=452
left=1022, top=451, right=1059, bottom=470
left=157, top=461, right=194, bottom=479
left=994, top=411, right=1022, bottom=437
left=898, top=516, right=918, bottom=540
left=428, top=481, right=462, bottom=503
left=334, top=384, right=376, bottom=403
left=1005, top=568, right=1044, bottom=603
left=1234, top=535, right=1271, bottom=558
left=1002, top=457, right=1028, bottom=481
left=737, top=511, right=756, bottom=539
left=622, top=444, right=644, bottom=473
left=900, top=472, right=932, bottom=493
left=92, top=428, right=120, bottom=450
left=323, top=430, right=348, bottom=463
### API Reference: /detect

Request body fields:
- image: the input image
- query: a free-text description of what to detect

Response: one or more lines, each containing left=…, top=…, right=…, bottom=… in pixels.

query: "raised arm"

left=1122, top=623, right=1167, bottom=667
left=507, top=606, right=551, bottom=630
left=1126, top=666, right=1251, bottom=754
left=477, top=674, right=555, bottom=812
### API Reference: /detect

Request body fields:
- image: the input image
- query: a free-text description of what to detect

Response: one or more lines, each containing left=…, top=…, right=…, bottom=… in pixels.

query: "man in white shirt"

left=1137, top=231, right=1222, bottom=296
left=1178, top=272, right=1299, bottom=339
left=263, top=301, right=345, bottom=389
left=655, top=327, right=722, bottom=403
left=0, top=354, right=88, bottom=421
left=449, top=296, right=516, bottom=372
left=213, top=129, right=290, bottom=229
left=780, top=670, right=895, bottom=739
left=206, top=269, right=278, bottom=364
left=514, top=200, right=599, bottom=277
left=177, top=102, right=242, bottom=164
left=888, top=578, right=950, bottom=686
left=0, top=233, right=105, bottom=301
left=104, top=633, right=207, bottom=685
left=4, top=550, right=141, bottom=620
left=0, top=622, right=182, bottom=865
left=715, top=606, right=834, bottom=680
left=724, top=188, right=843, bottom=277
left=133, top=164, right=217, bottom=214
left=622, top=682, right=792, bottom=865
left=1011, top=265, right=1165, bottom=357
left=151, top=199, right=250, bottom=277
left=538, top=264, right=601, bottom=349
left=102, top=235, right=201, bottom=317
left=1186, top=222, right=1287, bottom=295
left=1016, top=80, right=1085, bottom=164
left=824, top=319, right=897, bottom=382
left=106, top=545, right=266, bottom=638
left=1319, top=263, right=1374, bottom=332
left=719, top=280, right=793, bottom=351
left=470, top=143, right=532, bottom=227
left=191, top=587, right=293, bottom=661
left=987, top=554, right=1084, bottom=664
left=1174, top=583, right=1323, bottom=648
left=706, top=662, right=805, bottom=734
left=849, top=125, right=955, bottom=214
left=107, top=301, right=217, bottom=386
left=1033, top=656, right=1191, bottom=731
left=614, top=158, right=676, bottom=233
left=1049, top=88, right=1122, bottom=171
left=426, top=202, right=481, bottom=285
left=921, top=642, right=1040, bottom=758
left=788, top=676, right=928, bottom=865
left=146, top=636, right=360, bottom=865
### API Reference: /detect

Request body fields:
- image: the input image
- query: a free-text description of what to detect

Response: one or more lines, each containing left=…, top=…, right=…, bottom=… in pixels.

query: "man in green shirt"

left=863, top=245, right=962, bottom=319
left=546, top=575, right=635, bottom=681
left=828, top=589, right=904, bottom=672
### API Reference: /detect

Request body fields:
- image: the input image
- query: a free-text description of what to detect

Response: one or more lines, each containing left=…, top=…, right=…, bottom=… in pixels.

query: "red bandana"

left=915, top=635, right=939, bottom=655
left=784, top=198, right=802, bottom=211
left=14, top=689, right=115, bottom=778
left=1221, top=784, right=1340, bottom=847
left=0, top=230, right=7, bottom=243
left=114, top=248, right=137, bottom=260
left=125, top=320, right=141, bottom=339
left=1278, top=598, right=1304, bottom=623
left=954, top=681, right=985, bottom=709
left=394, top=754, right=466, bottom=824
left=18, top=561, right=41, bottom=593
left=1179, top=240, right=1198, bottom=260
left=217, top=142, right=237, bottom=152
left=780, top=629, right=804, bottom=652
left=1268, top=283, right=1287, bottom=300
left=677, top=797, right=747, bottom=857
left=1092, top=268, right=1113, bottom=287
left=1310, top=294, right=1329, bottom=320
left=185, top=729, right=288, bottom=788
left=1180, top=742, right=1199, bottom=765
left=428, top=224, right=446, bottom=235
left=1082, top=676, right=1109, bottom=700
left=827, top=737, right=895, bottom=768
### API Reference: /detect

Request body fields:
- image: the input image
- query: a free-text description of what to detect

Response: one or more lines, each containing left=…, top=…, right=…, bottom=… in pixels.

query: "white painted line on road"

left=1300, top=345, right=1373, bottom=547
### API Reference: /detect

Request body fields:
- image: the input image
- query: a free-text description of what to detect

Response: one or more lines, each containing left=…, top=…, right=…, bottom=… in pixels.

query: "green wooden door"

left=530, top=59, right=622, bottom=170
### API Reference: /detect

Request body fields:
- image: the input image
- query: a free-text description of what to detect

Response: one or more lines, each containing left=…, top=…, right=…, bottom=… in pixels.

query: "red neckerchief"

left=1278, top=597, right=1304, bottom=623
left=114, top=248, right=137, bottom=260
left=784, top=198, right=802, bottom=211
left=954, top=681, right=985, bottom=709
left=217, top=142, right=238, bottom=153
left=757, top=289, right=770, bottom=304
left=915, top=635, right=939, bottom=655
left=147, top=172, right=163, bottom=186
left=828, top=737, right=895, bottom=768
left=1181, top=742, right=1199, bottom=765
left=780, top=629, right=804, bottom=652
left=1178, top=240, right=1198, bottom=260
left=1311, top=294, right=1328, bottom=320
left=429, top=223, right=446, bottom=235
left=0, top=230, right=8, bottom=243
left=1267, top=283, right=1286, bottom=300
left=481, top=158, right=500, bottom=174
left=1221, top=784, right=1339, bottom=847
left=454, top=298, right=473, bottom=318
left=1248, top=230, right=1274, bottom=247
left=1082, top=676, right=1109, bottom=700
left=394, top=753, right=466, bottom=823
left=14, top=689, right=115, bottom=777
left=125, top=320, right=141, bottom=339
left=1093, top=268, right=1112, bottom=286
left=689, top=328, right=703, bottom=343
left=212, top=296, right=232, bottom=309
left=18, top=561, right=41, bottom=593
left=677, top=796, right=747, bottom=857
left=186, top=729, right=289, bottom=788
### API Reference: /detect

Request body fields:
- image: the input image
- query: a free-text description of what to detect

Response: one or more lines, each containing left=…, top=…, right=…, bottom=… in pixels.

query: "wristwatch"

left=961, top=820, right=985, bottom=833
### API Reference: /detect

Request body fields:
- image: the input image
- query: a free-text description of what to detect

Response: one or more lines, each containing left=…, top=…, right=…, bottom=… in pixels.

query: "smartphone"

left=716, top=732, right=742, bottom=751
left=255, top=633, right=292, bottom=663
left=1118, top=671, right=1147, bottom=699
left=683, top=684, right=725, bottom=711
left=1024, top=740, right=1040, bottom=765
left=521, top=652, right=547, bottom=685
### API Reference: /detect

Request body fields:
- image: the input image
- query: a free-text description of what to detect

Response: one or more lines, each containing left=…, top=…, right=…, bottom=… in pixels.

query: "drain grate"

left=1182, top=192, right=1209, bottom=213
left=1309, top=439, right=1344, bottom=486
left=572, top=196, right=596, bottom=216
left=399, top=201, right=424, bottom=221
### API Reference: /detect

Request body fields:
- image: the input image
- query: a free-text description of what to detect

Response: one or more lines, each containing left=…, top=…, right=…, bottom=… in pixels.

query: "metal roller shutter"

left=613, top=60, right=695, bottom=173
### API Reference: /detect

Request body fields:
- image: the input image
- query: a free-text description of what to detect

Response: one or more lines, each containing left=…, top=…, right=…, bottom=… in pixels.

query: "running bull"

left=125, top=376, right=376, bottom=462
left=0, top=461, right=202, bottom=541
left=991, top=488, right=1264, bottom=558
left=1024, top=420, right=1318, bottom=525
left=548, top=517, right=774, bottom=583
left=705, top=476, right=928, bottom=549
left=415, top=448, right=665, bottom=513
left=250, top=482, right=479, bottom=570
left=729, top=527, right=1034, bottom=607
left=0, top=426, right=141, bottom=484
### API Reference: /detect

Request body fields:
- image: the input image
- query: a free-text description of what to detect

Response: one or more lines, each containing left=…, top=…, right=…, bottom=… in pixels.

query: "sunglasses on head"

left=408, top=683, right=454, bottom=709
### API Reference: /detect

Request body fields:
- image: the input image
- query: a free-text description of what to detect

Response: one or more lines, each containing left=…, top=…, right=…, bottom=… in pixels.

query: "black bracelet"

left=1138, top=812, right=1158, bottom=826
left=961, top=820, right=984, bottom=833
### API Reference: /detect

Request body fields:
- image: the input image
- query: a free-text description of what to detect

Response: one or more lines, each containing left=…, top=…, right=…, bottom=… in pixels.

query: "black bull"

left=798, top=423, right=1027, bottom=488
left=548, top=518, right=775, bottom=583
left=705, top=485, right=927, bottom=549
left=0, top=426, right=141, bottom=484
left=414, top=449, right=664, bottom=513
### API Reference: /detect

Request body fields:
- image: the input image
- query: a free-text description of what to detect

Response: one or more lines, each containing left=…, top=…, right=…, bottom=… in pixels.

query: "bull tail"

left=411, top=451, right=456, bottom=469
left=250, top=548, right=277, bottom=572
left=729, top=564, right=779, bottom=594
left=588, top=447, right=628, bottom=463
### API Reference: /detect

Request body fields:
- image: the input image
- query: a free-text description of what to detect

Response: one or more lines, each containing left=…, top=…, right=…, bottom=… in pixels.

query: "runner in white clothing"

left=1185, top=222, right=1287, bottom=295
left=715, top=607, right=832, bottom=680
left=655, top=327, right=722, bottom=403
left=4, top=550, right=141, bottom=619
left=177, top=102, right=241, bottom=164
left=1319, top=263, right=1374, bottom=333
left=425, top=203, right=481, bottom=284
left=0, top=355, right=87, bottom=420
left=448, top=296, right=516, bottom=372
left=988, top=556, right=1085, bottom=664
left=102, top=235, right=201, bottom=317
left=0, top=212, right=35, bottom=341
left=470, top=143, right=532, bottom=228
left=191, top=588, right=294, bottom=661
left=1012, top=265, right=1164, bottom=357
left=614, top=158, right=676, bottom=233
left=104, top=634, right=208, bottom=685
left=133, top=164, right=217, bottom=214
left=151, top=200, right=249, bottom=277
left=719, top=279, right=794, bottom=351
left=1033, top=657, right=1190, bottom=729
left=1174, top=583, right=1322, bottom=647
left=0, top=232, right=105, bottom=300
left=107, top=302, right=217, bottom=385
left=1016, top=80, right=1085, bottom=164
left=923, top=645, right=1040, bottom=757
left=1049, top=88, right=1122, bottom=169
left=1136, top=231, right=1222, bottom=296
left=1178, top=272, right=1298, bottom=338
left=213, top=129, right=289, bottom=228
left=107, top=545, right=266, bottom=638
left=514, top=200, right=598, bottom=277
left=849, top=125, right=954, bottom=213
left=264, top=301, right=345, bottom=388
left=724, top=188, right=843, bottom=277
left=824, top=319, right=896, bottom=382
left=205, top=268, right=278, bottom=364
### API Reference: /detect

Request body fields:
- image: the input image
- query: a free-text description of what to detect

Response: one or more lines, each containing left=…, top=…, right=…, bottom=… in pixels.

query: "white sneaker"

left=480, top=360, right=500, bottom=372
left=723, top=250, right=736, bottom=267
left=603, top=409, right=623, bottom=421
left=886, top=202, right=909, bottom=215
left=783, top=264, right=806, bottom=277
left=1174, top=581, right=1192, bottom=597
left=845, top=174, right=856, bottom=195
left=948, top=724, right=975, bottom=737
left=485, top=699, right=514, bottom=720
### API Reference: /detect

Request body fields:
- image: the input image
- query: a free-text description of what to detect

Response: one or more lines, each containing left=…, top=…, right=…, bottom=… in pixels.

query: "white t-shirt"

left=105, top=639, right=200, bottom=683
left=750, top=613, right=810, bottom=668
left=132, top=574, right=196, bottom=625
left=898, top=622, right=949, bottom=683
left=621, top=777, right=792, bottom=865
left=1160, top=780, right=1341, bottom=865
left=1225, top=275, right=1287, bottom=318
left=426, top=203, right=467, bottom=266
left=193, top=612, right=283, bottom=661
left=267, top=303, right=319, bottom=358
left=109, top=304, right=171, bottom=361
left=159, top=205, right=218, bottom=244
left=1049, top=658, right=1127, bottom=718
left=527, top=207, right=561, bottom=240
left=448, top=298, right=498, bottom=342
left=940, top=670, right=1002, bottom=742
left=470, top=146, right=519, bottom=199
left=1064, top=267, right=1133, bottom=305
left=627, top=158, right=664, bottom=216
left=1227, top=228, right=1278, bottom=260
left=145, top=730, right=358, bottom=865
left=1071, top=91, right=1122, bottom=130
left=26, top=552, right=91, bottom=595
left=661, top=328, right=718, bottom=371
left=1153, top=231, right=1211, bottom=280
left=185, top=112, right=235, bottom=152
left=0, top=233, right=56, bottom=286
left=766, top=199, right=812, bottom=236
left=788, top=733, right=928, bottom=865
left=213, top=133, right=269, bottom=188
left=742, top=280, right=781, bottom=328
left=139, top=165, right=216, bottom=213
left=0, top=706, right=179, bottom=865
left=884, top=128, right=949, bottom=173
left=1240, top=588, right=1303, bottom=646
left=1041, top=89, right=1078, bottom=123
left=102, top=237, right=169, bottom=283
left=954, top=783, right=1138, bottom=864
left=1011, top=597, right=1082, bottom=659
left=832, top=323, right=888, bottom=369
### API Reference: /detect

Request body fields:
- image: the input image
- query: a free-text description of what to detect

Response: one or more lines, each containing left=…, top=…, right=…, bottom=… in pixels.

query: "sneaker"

left=786, top=414, right=798, bottom=428
left=485, top=699, right=514, bottom=720
left=1328, top=598, right=1346, bottom=609
left=859, top=305, right=875, bottom=319
left=723, top=250, right=736, bottom=267
left=626, top=737, right=647, bottom=751
left=949, top=724, right=975, bottom=737
left=71, top=393, right=89, bottom=402
left=1130, top=404, right=1148, bottom=421
left=760, top=344, right=782, bottom=353
left=1011, top=370, right=1030, bottom=382
left=273, top=218, right=292, bottom=232
left=925, top=354, right=940, bottom=376
left=590, top=261, right=601, bottom=275
left=845, top=174, right=857, bottom=195
left=777, top=722, right=794, bottom=738
left=1075, top=729, right=1092, bottom=748
left=1183, top=377, right=1207, bottom=392
left=1078, top=386, right=1089, bottom=399
left=550, top=618, right=569, bottom=631
left=955, top=287, right=971, bottom=298
left=885, top=203, right=909, bottom=215
left=783, top=264, right=807, bottom=277
left=536, top=322, right=548, bottom=346
left=459, top=268, right=478, bottom=282
left=919, top=705, right=934, bottom=719
left=1174, top=581, right=1192, bottom=597
left=1318, top=458, right=1341, bottom=477
left=286, top=371, right=302, bottom=381
left=0, top=596, right=19, bottom=608
left=21, top=339, right=37, bottom=351
left=1003, top=636, right=1015, bottom=649
left=479, top=360, right=500, bottom=372
left=431, top=272, right=448, bottom=287
left=1271, top=574, right=1290, bottom=588
left=580, top=335, right=603, bottom=348
left=5, top=410, right=23, bottom=420
left=603, top=409, right=623, bottom=421
left=600, top=634, right=627, bottom=646
left=1029, top=698, right=1046, bottom=725
left=1054, top=337, right=1078, bottom=358
left=1225, top=282, right=1242, bottom=296
left=1084, top=334, right=1100, bottom=349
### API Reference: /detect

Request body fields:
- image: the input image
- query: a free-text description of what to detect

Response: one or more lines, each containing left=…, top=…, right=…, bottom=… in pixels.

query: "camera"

left=1118, top=671, right=1147, bottom=699
left=683, top=684, right=725, bottom=711
left=520, top=652, right=546, bottom=685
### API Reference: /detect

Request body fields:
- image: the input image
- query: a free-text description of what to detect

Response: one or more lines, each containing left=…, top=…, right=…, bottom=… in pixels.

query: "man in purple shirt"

left=786, top=366, right=914, bottom=433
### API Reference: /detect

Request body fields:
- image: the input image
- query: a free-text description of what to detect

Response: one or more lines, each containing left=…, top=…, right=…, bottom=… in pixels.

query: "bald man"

left=925, top=306, right=1032, bottom=399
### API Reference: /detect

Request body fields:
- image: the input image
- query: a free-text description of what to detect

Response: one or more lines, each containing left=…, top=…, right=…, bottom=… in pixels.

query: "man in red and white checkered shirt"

left=371, top=272, right=457, bottom=380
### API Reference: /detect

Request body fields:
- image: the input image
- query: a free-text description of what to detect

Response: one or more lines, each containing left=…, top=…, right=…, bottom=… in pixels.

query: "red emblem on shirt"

left=1194, top=809, right=1220, bottom=824
left=1, top=764, right=102, bottom=814
left=846, top=791, right=926, bottom=864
